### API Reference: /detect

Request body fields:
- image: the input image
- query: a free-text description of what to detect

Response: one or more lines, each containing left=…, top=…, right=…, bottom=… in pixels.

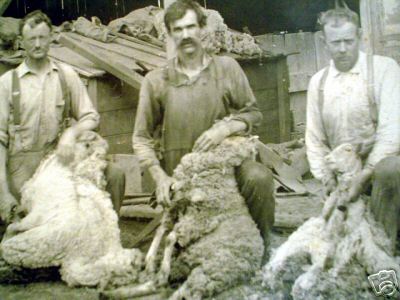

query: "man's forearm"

left=0, top=143, right=9, bottom=193
left=69, top=119, right=98, bottom=137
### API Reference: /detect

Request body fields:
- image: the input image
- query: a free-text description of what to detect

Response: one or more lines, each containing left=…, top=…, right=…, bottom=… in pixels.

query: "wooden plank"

left=95, top=76, right=139, bottom=113
left=241, top=62, right=277, bottom=90
left=59, top=33, right=144, bottom=90
left=120, top=205, right=162, bottom=219
left=253, top=88, right=278, bottom=111
left=99, top=109, right=135, bottom=136
left=114, top=36, right=166, bottom=58
left=276, top=58, right=291, bottom=142
left=129, top=212, right=162, bottom=247
left=67, top=32, right=166, bottom=69
left=314, top=31, right=331, bottom=71
left=114, top=32, right=165, bottom=51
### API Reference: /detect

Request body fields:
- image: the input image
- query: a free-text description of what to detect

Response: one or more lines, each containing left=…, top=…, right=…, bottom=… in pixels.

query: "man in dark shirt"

left=132, top=0, right=274, bottom=262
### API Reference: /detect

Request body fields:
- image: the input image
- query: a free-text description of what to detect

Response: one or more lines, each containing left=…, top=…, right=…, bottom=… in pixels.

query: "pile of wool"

left=103, top=136, right=263, bottom=300
left=262, top=143, right=400, bottom=299
left=0, top=131, right=143, bottom=288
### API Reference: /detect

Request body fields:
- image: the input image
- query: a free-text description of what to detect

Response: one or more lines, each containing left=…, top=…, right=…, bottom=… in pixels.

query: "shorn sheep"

left=103, top=136, right=264, bottom=300
left=262, top=143, right=400, bottom=299
left=0, top=131, right=143, bottom=288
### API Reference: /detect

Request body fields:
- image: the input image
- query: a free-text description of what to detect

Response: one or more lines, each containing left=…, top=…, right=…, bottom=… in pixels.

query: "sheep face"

left=324, top=143, right=362, bottom=176
left=73, top=131, right=108, bottom=163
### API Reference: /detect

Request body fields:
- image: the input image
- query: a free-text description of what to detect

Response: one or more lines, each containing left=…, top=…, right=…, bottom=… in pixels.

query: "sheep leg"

left=145, top=218, right=167, bottom=274
left=156, top=231, right=177, bottom=286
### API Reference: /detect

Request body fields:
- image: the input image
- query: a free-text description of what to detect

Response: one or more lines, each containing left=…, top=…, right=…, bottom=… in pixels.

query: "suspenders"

left=317, top=53, right=377, bottom=149
left=11, top=62, right=72, bottom=129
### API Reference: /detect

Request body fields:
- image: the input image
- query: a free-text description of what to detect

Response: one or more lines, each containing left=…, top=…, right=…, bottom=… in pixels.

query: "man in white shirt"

left=306, top=6, right=400, bottom=250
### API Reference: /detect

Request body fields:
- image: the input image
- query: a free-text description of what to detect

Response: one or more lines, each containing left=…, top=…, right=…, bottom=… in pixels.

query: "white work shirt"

left=306, top=51, right=400, bottom=182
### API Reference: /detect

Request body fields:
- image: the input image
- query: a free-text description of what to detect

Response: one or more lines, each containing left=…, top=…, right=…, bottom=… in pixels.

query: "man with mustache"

left=133, top=0, right=275, bottom=262
left=0, top=10, right=125, bottom=223
left=306, top=5, right=400, bottom=251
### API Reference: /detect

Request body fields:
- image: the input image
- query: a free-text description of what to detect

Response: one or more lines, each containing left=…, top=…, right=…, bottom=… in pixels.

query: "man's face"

left=21, top=21, right=51, bottom=61
left=323, top=21, right=360, bottom=72
left=169, top=9, right=202, bottom=56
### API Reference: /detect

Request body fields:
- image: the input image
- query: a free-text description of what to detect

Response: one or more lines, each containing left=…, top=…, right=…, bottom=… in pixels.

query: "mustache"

left=180, top=38, right=194, bottom=46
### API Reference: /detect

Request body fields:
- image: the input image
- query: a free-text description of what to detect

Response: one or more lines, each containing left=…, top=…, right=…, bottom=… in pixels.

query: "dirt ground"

left=0, top=218, right=289, bottom=300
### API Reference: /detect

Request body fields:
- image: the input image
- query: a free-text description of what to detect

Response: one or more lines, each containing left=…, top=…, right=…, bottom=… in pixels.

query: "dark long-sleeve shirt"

left=132, top=55, right=262, bottom=175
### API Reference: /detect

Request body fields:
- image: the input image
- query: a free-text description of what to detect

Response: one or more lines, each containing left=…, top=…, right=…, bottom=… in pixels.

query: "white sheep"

left=0, top=131, right=143, bottom=288
left=262, top=143, right=400, bottom=300
left=102, top=136, right=264, bottom=300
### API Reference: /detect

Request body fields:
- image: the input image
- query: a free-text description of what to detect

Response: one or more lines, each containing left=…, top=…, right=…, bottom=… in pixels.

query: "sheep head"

left=72, top=131, right=109, bottom=188
left=324, top=143, right=362, bottom=183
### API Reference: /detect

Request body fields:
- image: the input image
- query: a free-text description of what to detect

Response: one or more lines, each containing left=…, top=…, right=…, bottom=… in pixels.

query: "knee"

left=373, top=156, right=400, bottom=183
left=241, top=160, right=274, bottom=188
left=106, top=164, right=125, bottom=187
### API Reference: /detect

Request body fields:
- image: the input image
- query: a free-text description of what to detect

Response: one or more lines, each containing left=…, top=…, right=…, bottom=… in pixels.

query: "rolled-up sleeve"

left=226, top=57, right=262, bottom=132
left=63, top=65, right=100, bottom=126
left=0, top=79, right=10, bottom=148
left=305, top=71, right=334, bottom=182
left=366, top=58, right=400, bottom=168
left=132, top=75, right=162, bottom=170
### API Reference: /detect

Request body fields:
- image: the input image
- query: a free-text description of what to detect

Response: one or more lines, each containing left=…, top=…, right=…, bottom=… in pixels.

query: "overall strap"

left=55, top=62, right=72, bottom=128
left=318, top=66, right=330, bottom=148
left=366, top=53, right=377, bottom=127
left=11, top=70, right=21, bottom=126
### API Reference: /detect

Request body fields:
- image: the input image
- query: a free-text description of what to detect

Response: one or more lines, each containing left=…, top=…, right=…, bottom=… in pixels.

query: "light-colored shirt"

left=132, top=55, right=262, bottom=175
left=0, top=59, right=99, bottom=155
left=306, top=51, right=400, bottom=182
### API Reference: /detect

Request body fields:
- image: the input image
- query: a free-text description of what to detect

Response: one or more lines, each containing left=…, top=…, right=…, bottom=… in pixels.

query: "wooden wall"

left=86, top=74, right=139, bottom=154
left=240, top=56, right=291, bottom=144
left=256, top=32, right=331, bottom=138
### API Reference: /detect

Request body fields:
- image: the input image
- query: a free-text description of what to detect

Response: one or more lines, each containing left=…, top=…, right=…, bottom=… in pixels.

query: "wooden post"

left=276, top=57, right=291, bottom=143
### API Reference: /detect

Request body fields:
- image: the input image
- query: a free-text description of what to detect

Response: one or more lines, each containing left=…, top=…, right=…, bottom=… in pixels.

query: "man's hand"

left=347, top=168, right=373, bottom=202
left=193, top=123, right=230, bottom=153
left=56, top=127, right=77, bottom=165
left=149, top=165, right=176, bottom=207
left=0, top=192, right=18, bottom=224
left=323, top=176, right=337, bottom=197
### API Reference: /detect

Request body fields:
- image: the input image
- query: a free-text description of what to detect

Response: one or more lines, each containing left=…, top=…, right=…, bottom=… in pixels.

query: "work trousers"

left=235, top=159, right=275, bottom=262
left=370, top=156, right=400, bottom=253
left=7, top=151, right=125, bottom=214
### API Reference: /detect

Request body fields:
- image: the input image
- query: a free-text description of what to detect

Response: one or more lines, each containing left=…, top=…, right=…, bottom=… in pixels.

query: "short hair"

left=164, top=0, right=207, bottom=32
left=20, top=10, right=52, bottom=35
left=318, top=7, right=360, bottom=32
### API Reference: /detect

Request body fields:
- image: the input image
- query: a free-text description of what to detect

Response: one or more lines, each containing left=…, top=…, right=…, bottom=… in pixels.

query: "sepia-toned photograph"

left=0, top=0, right=399, bottom=299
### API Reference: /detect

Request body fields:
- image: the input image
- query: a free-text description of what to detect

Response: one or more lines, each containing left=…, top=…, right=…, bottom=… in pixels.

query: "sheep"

left=0, top=131, right=143, bottom=288
left=102, top=136, right=264, bottom=300
left=262, top=143, right=400, bottom=300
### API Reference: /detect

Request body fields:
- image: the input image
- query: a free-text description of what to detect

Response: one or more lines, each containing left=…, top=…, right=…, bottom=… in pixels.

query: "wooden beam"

left=58, top=33, right=144, bottom=90
left=276, top=57, right=291, bottom=142
left=0, top=0, right=12, bottom=16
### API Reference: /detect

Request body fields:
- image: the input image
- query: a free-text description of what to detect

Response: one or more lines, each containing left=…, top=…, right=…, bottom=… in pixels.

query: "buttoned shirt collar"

left=16, top=58, right=58, bottom=78
left=329, top=51, right=364, bottom=77
left=168, top=53, right=213, bottom=86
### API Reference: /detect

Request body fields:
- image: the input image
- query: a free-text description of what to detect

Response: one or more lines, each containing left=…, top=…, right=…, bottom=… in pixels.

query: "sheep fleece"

left=168, top=136, right=264, bottom=298
left=0, top=132, right=142, bottom=287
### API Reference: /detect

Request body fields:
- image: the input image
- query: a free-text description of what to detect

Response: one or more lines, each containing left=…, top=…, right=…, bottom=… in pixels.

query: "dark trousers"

left=370, top=156, right=400, bottom=253
left=8, top=152, right=125, bottom=215
left=235, top=159, right=275, bottom=261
